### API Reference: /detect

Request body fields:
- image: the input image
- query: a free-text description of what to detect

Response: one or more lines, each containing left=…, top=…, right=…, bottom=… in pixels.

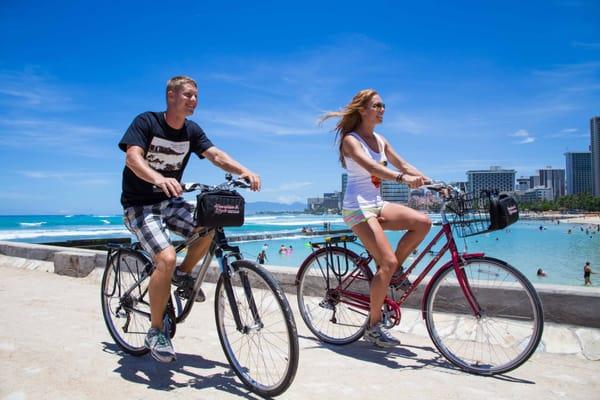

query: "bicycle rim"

left=101, top=251, right=151, bottom=355
left=297, top=248, right=370, bottom=345
left=215, top=260, right=299, bottom=397
left=425, top=257, right=543, bottom=375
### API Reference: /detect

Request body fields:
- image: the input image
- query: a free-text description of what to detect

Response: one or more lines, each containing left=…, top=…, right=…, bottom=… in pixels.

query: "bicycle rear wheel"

left=296, top=247, right=370, bottom=345
left=101, top=249, right=152, bottom=355
left=425, top=256, right=543, bottom=375
left=215, top=260, right=299, bottom=397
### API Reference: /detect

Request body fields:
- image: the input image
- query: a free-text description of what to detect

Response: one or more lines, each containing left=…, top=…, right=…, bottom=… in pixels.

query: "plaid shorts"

left=123, top=197, right=196, bottom=257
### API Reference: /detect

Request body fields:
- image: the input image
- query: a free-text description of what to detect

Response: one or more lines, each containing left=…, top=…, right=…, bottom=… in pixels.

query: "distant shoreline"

left=521, top=211, right=600, bottom=225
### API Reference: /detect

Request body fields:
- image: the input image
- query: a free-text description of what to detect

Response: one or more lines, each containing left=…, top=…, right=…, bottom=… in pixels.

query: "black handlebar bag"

left=488, top=193, right=519, bottom=231
left=195, top=189, right=245, bottom=227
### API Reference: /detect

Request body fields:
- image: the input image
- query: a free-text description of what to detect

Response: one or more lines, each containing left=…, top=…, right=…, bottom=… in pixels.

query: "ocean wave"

left=0, top=228, right=130, bottom=240
left=100, top=220, right=111, bottom=224
left=19, top=222, right=47, bottom=227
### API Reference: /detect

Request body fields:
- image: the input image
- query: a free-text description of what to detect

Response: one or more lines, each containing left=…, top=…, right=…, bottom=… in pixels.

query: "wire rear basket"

left=446, top=191, right=493, bottom=238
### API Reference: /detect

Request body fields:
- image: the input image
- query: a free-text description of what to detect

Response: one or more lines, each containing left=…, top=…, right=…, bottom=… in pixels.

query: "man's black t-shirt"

left=119, top=111, right=214, bottom=208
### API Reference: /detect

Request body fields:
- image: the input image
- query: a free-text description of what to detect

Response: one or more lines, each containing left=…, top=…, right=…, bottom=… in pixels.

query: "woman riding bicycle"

left=320, top=89, right=431, bottom=347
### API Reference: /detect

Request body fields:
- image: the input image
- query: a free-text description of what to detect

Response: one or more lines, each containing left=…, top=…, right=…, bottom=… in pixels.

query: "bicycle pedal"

left=318, top=299, right=334, bottom=310
left=176, top=287, right=206, bottom=303
left=391, top=281, right=411, bottom=291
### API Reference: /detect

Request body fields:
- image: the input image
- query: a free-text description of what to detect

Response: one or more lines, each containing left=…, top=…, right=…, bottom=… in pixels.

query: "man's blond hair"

left=166, top=76, right=197, bottom=102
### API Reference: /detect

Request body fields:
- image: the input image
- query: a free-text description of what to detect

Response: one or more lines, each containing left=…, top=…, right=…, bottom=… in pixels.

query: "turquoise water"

left=1, top=214, right=598, bottom=287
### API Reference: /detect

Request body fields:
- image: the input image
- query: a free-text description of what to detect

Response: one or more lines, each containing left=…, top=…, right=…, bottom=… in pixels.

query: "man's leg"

left=149, top=246, right=177, bottom=329
left=178, top=229, right=215, bottom=274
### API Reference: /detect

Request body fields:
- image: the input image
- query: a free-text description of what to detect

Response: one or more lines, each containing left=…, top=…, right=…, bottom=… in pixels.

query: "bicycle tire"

left=425, top=256, right=543, bottom=375
left=101, top=249, right=152, bottom=355
left=214, top=260, right=299, bottom=397
left=296, top=247, right=370, bottom=345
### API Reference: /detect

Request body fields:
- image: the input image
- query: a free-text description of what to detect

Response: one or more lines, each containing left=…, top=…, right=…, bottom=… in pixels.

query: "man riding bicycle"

left=119, top=75, right=260, bottom=363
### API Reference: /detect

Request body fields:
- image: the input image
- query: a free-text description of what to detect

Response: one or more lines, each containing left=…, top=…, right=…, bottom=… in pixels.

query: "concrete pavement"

left=1, top=260, right=599, bottom=400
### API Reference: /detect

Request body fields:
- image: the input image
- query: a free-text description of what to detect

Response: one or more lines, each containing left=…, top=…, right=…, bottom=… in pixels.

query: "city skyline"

left=1, top=1, right=599, bottom=214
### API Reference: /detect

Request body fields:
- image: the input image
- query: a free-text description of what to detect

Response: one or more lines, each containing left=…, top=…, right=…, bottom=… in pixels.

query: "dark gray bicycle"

left=101, top=176, right=299, bottom=397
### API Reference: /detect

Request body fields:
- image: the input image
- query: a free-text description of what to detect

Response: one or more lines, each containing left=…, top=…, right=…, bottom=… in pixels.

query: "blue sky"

left=0, top=0, right=599, bottom=214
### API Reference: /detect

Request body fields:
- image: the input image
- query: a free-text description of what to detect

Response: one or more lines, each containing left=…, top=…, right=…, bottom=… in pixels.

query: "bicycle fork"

left=216, top=248, right=263, bottom=333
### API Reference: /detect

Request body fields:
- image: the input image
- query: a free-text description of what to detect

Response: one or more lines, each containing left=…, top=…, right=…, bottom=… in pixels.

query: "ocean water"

left=1, top=213, right=598, bottom=287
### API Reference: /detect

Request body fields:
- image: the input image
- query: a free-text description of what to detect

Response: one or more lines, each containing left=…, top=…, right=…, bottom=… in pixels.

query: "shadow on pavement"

left=298, top=334, right=536, bottom=384
left=101, top=342, right=263, bottom=399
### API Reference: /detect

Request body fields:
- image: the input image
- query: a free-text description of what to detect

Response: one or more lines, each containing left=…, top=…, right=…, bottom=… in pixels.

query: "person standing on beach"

left=584, top=261, right=594, bottom=286
left=119, top=76, right=260, bottom=363
left=319, top=89, right=431, bottom=348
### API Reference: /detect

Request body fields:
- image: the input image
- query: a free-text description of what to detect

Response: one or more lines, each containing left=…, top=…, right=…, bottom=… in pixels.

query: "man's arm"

left=125, top=145, right=183, bottom=197
left=202, top=146, right=261, bottom=191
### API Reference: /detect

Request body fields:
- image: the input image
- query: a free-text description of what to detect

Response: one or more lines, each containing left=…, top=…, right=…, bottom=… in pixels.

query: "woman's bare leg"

left=350, top=218, right=397, bottom=327
left=378, top=203, right=432, bottom=272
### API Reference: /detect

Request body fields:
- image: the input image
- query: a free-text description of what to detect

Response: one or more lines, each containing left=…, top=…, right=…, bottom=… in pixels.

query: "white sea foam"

left=19, top=222, right=46, bottom=227
left=100, top=219, right=110, bottom=224
left=0, top=228, right=130, bottom=240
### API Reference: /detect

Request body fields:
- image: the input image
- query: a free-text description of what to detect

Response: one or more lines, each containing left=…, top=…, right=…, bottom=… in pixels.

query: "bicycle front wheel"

left=296, top=247, right=370, bottom=345
left=215, top=260, right=299, bottom=397
left=101, top=250, right=152, bottom=355
left=425, top=256, right=543, bottom=375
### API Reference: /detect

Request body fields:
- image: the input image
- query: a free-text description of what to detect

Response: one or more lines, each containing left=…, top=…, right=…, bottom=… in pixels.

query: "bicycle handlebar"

left=153, top=173, right=251, bottom=194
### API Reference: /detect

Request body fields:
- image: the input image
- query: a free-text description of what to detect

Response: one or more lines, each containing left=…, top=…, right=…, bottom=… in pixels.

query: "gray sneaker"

left=144, top=328, right=176, bottom=363
left=172, top=268, right=205, bottom=302
left=364, top=322, right=401, bottom=348
left=390, top=267, right=412, bottom=291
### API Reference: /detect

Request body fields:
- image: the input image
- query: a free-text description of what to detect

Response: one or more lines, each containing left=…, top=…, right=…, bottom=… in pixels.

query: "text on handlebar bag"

left=195, top=190, right=245, bottom=227
left=488, top=193, right=519, bottom=231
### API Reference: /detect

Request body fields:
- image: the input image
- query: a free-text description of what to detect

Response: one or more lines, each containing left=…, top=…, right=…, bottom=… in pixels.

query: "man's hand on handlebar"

left=154, top=176, right=183, bottom=197
left=239, top=170, right=261, bottom=192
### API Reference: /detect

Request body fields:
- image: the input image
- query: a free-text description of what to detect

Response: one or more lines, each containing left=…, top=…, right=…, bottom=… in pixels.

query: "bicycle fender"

left=294, top=247, right=331, bottom=285
left=420, top=252, right=485, bottom=319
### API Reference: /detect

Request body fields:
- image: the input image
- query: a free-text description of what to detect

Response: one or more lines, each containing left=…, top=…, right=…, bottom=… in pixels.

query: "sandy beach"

left=522, top=212, right=600, bottom=226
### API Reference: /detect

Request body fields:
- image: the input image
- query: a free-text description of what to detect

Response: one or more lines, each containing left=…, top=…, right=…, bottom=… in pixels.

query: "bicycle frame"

left=305, top=198, right=487, bottom=326
left=108, top=226, right=262, bottom=333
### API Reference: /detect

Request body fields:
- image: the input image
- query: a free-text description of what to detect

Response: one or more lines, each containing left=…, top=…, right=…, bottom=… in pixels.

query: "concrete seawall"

left=1, top=240, right=599, bottom=328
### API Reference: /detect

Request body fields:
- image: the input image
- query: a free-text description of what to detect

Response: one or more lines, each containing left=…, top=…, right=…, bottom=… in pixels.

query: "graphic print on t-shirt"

left=146, top=137, right=190, bottom=172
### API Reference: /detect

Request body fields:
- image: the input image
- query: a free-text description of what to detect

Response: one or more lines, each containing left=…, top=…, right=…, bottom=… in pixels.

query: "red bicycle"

left=295, top=183, right=543, bottom=375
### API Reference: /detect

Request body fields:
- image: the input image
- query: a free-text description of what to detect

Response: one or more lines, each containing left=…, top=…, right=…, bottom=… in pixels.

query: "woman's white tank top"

left=342, top=132, right=387, bottom=210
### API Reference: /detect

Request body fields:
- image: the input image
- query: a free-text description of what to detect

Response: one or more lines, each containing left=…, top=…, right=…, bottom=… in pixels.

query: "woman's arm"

left=342, top=135, right=425, bottom=187
left=381, top=136, right=430, bottom=180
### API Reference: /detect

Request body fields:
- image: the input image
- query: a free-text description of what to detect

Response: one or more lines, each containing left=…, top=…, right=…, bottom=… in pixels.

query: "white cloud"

left=276, top=194, right=304, bottom=204
left=0, top=68, right=74, bottom=111
left=19, top=171, right=116, bottom=185
left=510, top=129, right=535, bottom=144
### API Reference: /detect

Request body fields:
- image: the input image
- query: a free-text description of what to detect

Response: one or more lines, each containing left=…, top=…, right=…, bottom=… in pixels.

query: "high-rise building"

left=307, top=197, right=323, bottom=211
left=466, top=166, right=516, bottom=194
left=516, top=177, right=530, bottom=191
left=323, top=192, right=341, bottom=210
left=529, top=175, right=540, bottom=188
left=591, top=116, right=600, bottom=195
left=341, top=173, right=348, bottom=204
left=565, top=152, right=593, bottom=195
left=538, top=166, right=565, bottom=199
left=380, top=180, right=409, bottom=203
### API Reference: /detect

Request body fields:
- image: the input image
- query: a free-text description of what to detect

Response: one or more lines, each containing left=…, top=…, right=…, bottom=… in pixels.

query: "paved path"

left=1, top=263, right=599, bottom=400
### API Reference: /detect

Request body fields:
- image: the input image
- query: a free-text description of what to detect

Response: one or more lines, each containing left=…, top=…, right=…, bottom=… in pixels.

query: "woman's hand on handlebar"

left=154, top=176, right=183, bottom=197
left=403, top=174, right=428, bottom=188
left=239, top=170, right=261, bottom=191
